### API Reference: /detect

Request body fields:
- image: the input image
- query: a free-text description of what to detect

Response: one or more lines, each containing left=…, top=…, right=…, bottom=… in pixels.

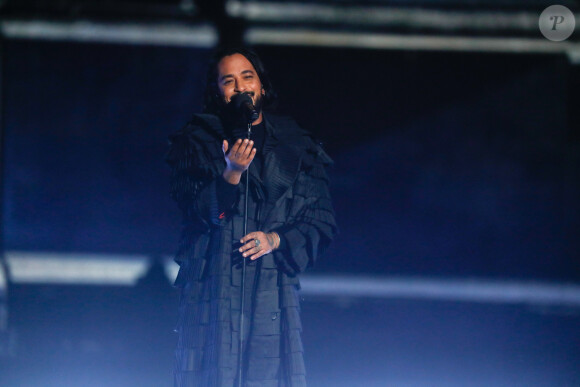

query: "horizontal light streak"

left=4, top=251, right=580, bottom=307
left=228, top=1, right=539, bottom=31
left=245, top=28, right=580, bottom=56
left=1, top=17, right=578, bottom=59
left=299, top=275, right=580, bottom=307
left=5, top=252, right=149, bottom=286
left=0, top=20, right=217, bottom=47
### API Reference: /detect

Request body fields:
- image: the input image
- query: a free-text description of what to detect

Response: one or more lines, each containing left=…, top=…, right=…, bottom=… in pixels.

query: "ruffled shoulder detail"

left=166, top=114, right=224, bottom=167
left=166, top=114, right=225, bottom=204
left=302, top=137, right=333, bottom=171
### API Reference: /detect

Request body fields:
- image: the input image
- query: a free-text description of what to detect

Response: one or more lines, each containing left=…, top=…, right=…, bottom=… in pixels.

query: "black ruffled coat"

left=167, top=113, right=338, bottom=387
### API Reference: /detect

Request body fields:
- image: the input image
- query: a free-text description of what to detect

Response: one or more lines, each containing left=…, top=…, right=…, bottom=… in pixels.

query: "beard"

left=250, top=91, right=263, bottom=112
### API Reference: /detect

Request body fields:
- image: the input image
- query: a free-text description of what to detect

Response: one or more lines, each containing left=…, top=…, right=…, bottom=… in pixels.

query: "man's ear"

left=261, top=86, right=265, bottom=95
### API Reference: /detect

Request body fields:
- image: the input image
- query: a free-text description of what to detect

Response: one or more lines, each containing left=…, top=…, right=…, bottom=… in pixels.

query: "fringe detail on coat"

left=169, top=114, right=338, bottom=387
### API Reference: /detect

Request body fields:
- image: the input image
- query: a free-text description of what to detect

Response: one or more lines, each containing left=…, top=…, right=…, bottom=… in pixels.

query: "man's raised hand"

left=222, top=138, right=256, bottom=184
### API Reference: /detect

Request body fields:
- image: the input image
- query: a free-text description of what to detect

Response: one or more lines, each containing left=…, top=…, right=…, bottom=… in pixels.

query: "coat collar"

left=191, top=112, right=304, bottom=205
left=260, top=114, right=303, bottom=204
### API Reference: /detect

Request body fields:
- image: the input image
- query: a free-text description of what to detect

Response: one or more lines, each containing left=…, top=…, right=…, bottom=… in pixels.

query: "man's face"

left=216, top=53, right=265, bottom=110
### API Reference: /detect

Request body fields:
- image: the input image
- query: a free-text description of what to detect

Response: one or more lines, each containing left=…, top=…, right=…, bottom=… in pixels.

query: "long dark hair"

left=202, top=47, right=277, bottom=115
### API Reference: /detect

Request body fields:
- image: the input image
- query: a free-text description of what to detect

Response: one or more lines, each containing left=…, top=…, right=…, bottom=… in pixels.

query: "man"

left=167, top=47, right=337, bottom=387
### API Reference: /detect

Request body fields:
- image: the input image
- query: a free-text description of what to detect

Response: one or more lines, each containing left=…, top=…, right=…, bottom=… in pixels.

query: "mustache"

left=226, top=91, right=255, bottom=104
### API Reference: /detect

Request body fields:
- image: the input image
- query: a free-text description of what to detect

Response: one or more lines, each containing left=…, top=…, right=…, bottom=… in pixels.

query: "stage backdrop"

left=3, top=40, right=579, bottom=281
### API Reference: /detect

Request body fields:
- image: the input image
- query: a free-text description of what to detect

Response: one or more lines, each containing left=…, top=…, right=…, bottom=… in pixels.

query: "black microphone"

left=230, top=93, right=259, bottom=124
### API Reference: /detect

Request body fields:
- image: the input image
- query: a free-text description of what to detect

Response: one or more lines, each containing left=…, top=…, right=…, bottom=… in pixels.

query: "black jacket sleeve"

left=272, top=146, right=338, bottom=275
left=216, top=175, right=239, bottom=214
left=166, top=123, right=240, bottom=229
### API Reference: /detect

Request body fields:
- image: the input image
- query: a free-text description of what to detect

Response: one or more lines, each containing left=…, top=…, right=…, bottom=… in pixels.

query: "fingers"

left=229, top=138, right=242, bottom=154
left=225, top=140, right=256, bottom=173
left=240, top=232, right=258, bottom=249
left=230, top=139, right=256, bottom=159
left=239, top=243, right=263, bottom=260
left=247, top=147, right=257, bottom=163
left=224, top=138, right=257, bottom=173
left=239, top=232, right=271, bottom=260
left=237, top=139, right=255, bottom=160
left=245, top=246, right=266, bottom=260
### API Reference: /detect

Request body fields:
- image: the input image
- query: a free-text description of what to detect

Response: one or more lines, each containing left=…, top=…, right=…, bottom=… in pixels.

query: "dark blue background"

left=2, top=38, right=579, bottom=387
left=3, top=40, right=579, bottom=280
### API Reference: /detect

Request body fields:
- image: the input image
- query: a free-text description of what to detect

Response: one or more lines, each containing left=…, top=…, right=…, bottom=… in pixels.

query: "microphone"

left=230, top=93, right=259, bottom=124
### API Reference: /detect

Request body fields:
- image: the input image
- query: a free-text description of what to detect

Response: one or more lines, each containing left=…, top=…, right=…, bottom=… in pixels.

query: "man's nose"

left=234, top=79, right=246, bottom=93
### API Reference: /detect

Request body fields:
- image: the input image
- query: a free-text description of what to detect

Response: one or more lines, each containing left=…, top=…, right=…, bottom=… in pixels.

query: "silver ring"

left=254, top=238, right=261, bottom=247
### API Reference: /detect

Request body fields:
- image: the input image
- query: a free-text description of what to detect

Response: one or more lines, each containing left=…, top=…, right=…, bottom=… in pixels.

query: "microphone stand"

left=237, top=120, right=252, bottom=387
